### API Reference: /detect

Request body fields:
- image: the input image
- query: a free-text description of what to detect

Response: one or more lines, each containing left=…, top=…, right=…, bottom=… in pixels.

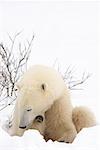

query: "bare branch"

left=68, top=73, right=91, bottom=90
left=0, top=98, right=16, bottom=111
left=53, top=61, right=91, bottom=90
left=0, top=32, right=34, bottom=111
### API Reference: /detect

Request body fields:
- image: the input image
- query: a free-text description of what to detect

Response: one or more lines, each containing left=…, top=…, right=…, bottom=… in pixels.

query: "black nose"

left=35, top=115, right=44, bottom=123
left=19, top=126, right=26, bottom=129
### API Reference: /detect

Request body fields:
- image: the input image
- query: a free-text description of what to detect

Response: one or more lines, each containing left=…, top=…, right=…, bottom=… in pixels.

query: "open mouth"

left=34, top=115, right=44, bottom=123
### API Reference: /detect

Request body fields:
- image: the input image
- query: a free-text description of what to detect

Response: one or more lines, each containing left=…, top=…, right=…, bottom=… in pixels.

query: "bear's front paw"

left=0, top=115, right=13, bottom=135
left=0, top=117, right=10, bottom=131
left=8, top=120, right=12, bottom=128
left=58, top=130, right=77, bottom=143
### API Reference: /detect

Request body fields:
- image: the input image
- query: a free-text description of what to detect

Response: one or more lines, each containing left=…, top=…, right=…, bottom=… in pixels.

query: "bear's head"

left=12, top=65, right=65, bottom=131
left=15, top=81, right=54, bottom=129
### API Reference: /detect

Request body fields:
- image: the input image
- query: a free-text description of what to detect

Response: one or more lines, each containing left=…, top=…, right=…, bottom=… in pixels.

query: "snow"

left=0, top=126, right=99, bottom=150
left=0, top=120, right=100, bottom=150
left=0, top=1, right=99, bottom=150
left=0, top=98, right=99, bottom=150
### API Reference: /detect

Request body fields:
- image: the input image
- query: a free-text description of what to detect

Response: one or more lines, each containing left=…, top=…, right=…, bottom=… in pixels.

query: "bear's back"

left=20, top=65, right=67, bottom=98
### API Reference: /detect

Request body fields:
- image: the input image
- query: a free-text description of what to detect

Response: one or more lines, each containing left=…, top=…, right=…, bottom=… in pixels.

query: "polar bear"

left=7, top=65, right=96, bottom=143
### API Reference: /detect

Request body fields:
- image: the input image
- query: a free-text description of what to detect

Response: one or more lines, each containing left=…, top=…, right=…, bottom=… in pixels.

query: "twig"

left=53, top=61, right=91, bottom=90
left=0, top=32, right=34, bottom=110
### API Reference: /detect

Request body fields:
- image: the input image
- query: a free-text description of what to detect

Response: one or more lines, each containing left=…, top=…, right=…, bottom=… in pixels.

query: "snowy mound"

left=0, top=125, right=99, bottom=150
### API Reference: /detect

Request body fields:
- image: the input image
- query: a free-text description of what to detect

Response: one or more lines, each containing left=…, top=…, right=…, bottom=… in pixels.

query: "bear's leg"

left=5, top=103, right=26, bottom=136
left=44, top=92, right=77, bottom=143
left=2, top=113, right=25, bottom=136
left=6, top=116, right=25, bottom=136
left=30, top=115, right=46, bottom=136
left=72, top=106, right=96, bottom=133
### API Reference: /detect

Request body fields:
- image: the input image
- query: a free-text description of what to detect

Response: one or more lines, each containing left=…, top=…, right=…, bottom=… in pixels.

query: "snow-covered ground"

left=0, top=101, right=99, bottom=150
left=0, top=1, right=99, bottom=150
left=0, top=104, right=99, bottom=150
left=0, top=124, right=99, bottom=150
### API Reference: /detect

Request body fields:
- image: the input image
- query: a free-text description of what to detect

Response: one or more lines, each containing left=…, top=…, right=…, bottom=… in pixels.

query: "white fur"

left=7, top=65, right=96, bottom=143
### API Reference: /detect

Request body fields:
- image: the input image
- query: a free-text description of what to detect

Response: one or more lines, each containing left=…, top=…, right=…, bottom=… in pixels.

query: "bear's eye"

left=41, top=83, right=46, bottom=91
left=27, top=108, right=32, bottom=112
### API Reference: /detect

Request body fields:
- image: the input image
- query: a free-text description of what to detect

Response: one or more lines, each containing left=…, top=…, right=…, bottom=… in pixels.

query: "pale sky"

left=0, top=1, right=99, bottom=120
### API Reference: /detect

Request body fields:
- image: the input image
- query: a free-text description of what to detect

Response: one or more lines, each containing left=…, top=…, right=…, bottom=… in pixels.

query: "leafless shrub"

left=53, top=60, right=91, bottom=90
left=0, top=37, right=90, bottom=111
left=62, top=67, right=91, bottom=90
left=0, top=32, right=34, bottom=110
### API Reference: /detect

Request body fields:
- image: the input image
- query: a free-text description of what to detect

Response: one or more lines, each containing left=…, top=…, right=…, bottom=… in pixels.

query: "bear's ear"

left=41, top=83, right=47, bottom=91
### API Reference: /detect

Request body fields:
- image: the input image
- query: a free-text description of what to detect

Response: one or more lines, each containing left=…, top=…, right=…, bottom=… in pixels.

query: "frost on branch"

left=0, top=32, right=34, bottom=111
